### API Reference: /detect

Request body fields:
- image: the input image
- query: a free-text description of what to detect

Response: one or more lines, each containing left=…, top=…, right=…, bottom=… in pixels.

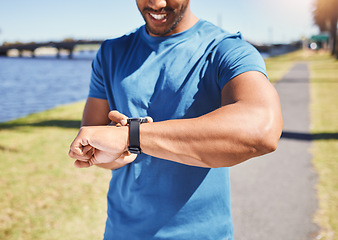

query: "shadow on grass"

left=281, top=131, right=338, bottom=141
left=0, top=120, right=81, bottom=130
left=1, top=122, right=337, bottom=141
left=0, top=145, right=18, bottom=152
left=277, top=78, right=338, bottom=83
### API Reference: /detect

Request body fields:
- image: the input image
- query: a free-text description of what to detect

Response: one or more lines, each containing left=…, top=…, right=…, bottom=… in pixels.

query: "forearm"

left=140, top=102, right=282, bottom=168
left=81, top=97, right=111, bottom=127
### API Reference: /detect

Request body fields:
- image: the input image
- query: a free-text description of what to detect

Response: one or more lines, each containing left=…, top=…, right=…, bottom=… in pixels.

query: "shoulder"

left=215, top=33, right=259, bottom=57
left=195, top=21, right=260, bottom=59
left=207, top=31, right=267, bottom=87
left=212, top=32, right=264, bottom=70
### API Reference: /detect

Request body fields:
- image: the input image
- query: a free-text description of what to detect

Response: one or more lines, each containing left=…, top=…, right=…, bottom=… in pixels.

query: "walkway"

left=230, top=63, right=320, bottom=239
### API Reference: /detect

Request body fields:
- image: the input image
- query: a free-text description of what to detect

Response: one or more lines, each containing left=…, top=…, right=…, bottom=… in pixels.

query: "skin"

left=135, top=0, right=198, bottom=36
left=68, top=0, right=283, bottom=169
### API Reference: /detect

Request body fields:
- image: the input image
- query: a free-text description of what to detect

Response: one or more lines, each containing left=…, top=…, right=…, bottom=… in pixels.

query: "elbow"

left=255, top=123, right=282, bottom=156
left=258, top=136, right=278, bottom=154
left=255, top=108, right=283, bottom=156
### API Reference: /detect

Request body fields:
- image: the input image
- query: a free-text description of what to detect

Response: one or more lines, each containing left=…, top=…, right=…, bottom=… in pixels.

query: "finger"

left=121, top=151, right=132, bottom=157
left=145, top=116, right=153, bottom=123
left=69, top=152, right=91, bottom=161
left=108, top=110, right=129, bottom=126
left=83, top=145, right=94, bottom=155
left=69, top=130, right=91, bottom=156
left=68, top=146, right=93, bottom=161
left=74, top=152, right=96, bottom=168
left=74, top=160, right=91, bottom=168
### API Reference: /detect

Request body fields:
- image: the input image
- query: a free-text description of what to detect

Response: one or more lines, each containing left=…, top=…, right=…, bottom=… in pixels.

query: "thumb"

left=108, top=110, right=129, bottom=126
left=145, top=116, right=153, bottom=123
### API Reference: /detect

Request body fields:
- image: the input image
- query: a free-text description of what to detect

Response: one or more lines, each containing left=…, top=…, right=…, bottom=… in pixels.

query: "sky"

left=0, top=0, right=319, bottom=45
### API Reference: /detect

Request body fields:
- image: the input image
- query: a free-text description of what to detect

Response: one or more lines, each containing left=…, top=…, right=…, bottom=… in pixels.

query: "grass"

left=0, top=50, right=337, bottom=239
left=308, top=52, right=338, bottom=240
left=0, top=102, right=111, bottom=240
left=266, top=50, right=338, bottom=240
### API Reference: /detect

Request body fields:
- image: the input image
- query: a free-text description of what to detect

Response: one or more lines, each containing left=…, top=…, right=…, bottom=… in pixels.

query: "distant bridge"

left=0, top=40, right=103, bottom=58
left=0, top=40, right=302, bottom=59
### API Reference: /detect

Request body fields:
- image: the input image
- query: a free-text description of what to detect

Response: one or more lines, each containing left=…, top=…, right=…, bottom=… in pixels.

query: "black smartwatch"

left=127, top=118, right=148, bottom=154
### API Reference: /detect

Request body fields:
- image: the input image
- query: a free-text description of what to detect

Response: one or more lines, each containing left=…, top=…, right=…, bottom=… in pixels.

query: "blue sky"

left=0, top=0, right=318, bottom=45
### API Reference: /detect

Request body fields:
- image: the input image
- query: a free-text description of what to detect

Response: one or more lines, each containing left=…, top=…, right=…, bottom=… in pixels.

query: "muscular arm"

left=70, top=71, right=283, bottom=169
left=139, top=71, right=283, bottom=168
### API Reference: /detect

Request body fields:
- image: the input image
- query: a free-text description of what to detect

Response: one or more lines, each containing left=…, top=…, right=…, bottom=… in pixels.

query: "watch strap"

left=128, top=118, right=142, bottom=154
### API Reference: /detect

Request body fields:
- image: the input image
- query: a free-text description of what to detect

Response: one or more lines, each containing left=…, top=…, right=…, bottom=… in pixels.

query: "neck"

left=174, top=10, right=199, bottom=34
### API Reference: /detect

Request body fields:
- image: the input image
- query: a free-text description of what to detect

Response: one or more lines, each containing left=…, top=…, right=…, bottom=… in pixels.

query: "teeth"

left=150, top=13, right=166, bottom=20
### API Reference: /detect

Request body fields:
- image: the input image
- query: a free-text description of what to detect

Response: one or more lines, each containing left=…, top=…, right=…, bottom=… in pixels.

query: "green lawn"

left=0, top=102, right=111, bottom=240
left=308, top=52, right=338, bottom=240
left=0, top=50, right=337, bottom=239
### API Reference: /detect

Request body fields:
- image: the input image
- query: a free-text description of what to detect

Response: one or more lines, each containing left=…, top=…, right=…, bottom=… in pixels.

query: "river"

left=0, top=52, right=95, bottom=123
left=0, top=50, right=272, bottom=123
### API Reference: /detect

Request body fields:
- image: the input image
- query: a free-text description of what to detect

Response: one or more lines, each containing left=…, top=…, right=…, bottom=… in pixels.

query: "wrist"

left=122, top=126, right=129, bottom=152
left=107, top=124, right=129, bottom=153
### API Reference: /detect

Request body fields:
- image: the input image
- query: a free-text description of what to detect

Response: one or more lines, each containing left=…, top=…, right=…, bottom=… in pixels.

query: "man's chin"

left=146, top=25, right=175, bottom=37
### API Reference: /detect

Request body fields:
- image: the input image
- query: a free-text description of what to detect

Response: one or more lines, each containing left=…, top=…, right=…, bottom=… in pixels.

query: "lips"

left=150, top=13, right=167, bottom=20
left=148, top=12, right=168, bottom=22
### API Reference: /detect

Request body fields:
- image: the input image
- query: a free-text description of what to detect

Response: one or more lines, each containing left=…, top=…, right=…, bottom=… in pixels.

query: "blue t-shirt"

left=89, top=20, right=267, bottom=240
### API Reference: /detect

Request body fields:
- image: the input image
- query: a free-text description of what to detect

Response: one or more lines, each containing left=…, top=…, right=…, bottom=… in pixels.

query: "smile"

left=149, top=13, right=167, bottom=21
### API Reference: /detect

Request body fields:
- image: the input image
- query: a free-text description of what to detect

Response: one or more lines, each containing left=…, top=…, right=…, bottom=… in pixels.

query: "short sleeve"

left=88, top=45, right=107, bottom=100
left=215, top=35, right=268, bottom=89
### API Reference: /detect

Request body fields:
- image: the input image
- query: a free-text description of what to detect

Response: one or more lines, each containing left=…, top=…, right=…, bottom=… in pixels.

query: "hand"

left=69, top=125, right=129, bottom=167
left=69, top=111, right=153, bottom=169
left=81, top=111, right=133, bottom=169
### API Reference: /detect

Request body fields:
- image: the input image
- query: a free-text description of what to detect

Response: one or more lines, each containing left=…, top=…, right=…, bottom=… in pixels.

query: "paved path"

left=230, top=63, right=320, bottom=240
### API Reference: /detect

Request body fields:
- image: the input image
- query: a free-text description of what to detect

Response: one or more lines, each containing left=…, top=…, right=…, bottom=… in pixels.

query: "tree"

left=313, top=0, right=338, bottom=57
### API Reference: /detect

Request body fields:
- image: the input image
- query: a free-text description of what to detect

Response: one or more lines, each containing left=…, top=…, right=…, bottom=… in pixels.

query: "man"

left=69, top=0, right=283, bottom=239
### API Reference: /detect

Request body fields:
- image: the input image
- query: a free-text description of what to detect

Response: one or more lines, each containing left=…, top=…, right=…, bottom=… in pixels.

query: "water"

left=0, top=53, right=95, bottom=123
left=0, top=51, right=272, bottom=123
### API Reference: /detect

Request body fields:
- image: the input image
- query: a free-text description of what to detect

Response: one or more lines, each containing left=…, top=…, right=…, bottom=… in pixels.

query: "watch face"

left=127, top=118, right=148, bottom=124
